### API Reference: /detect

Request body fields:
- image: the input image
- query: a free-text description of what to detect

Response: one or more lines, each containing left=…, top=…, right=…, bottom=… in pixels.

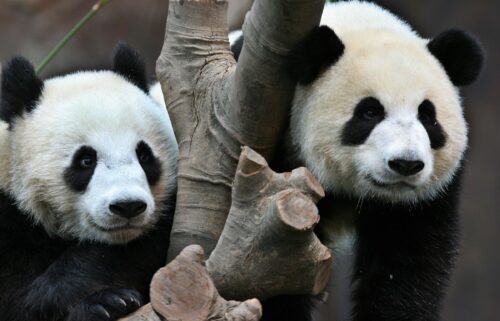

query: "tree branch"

left=206, top=147, right=331, bottom=300
left=157, top=0, right=325, bottom=259
left=119, top=245, right=262, bottom=321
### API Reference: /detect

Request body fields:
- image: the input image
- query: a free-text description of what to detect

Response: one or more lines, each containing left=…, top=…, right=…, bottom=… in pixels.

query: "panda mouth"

left=367, top=176, right=416, bottom=189
left=88, top=219, right=144, bottom=233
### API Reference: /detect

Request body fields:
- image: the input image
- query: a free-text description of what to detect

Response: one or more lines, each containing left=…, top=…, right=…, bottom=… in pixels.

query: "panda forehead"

left=34, top=72, right=160, bottom=131
left=310, top=37, right=460, bottom=116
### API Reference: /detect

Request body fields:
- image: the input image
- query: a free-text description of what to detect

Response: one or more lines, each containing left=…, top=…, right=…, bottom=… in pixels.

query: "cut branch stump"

left=207, top=147, right=331, bottom=300
left=119, top=245, right=262, bottom=321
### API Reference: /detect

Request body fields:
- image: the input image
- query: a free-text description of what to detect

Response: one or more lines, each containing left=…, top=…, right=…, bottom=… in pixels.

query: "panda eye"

left=139, top=152, right=150, bottom=163
left=418, top=100, right=438, bottom=126
left=79, top=156, right=95, bottom=169
left=136, top=141, right=154, bottom=164
left=356, top=97, right=385, bottom=121
left=72, top=146, right=97, bottom=170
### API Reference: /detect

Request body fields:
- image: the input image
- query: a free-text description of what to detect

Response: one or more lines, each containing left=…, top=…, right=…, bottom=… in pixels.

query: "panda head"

left=0, top=43, right=178, bottom=243
left=288, top=24, right=484, bottom=203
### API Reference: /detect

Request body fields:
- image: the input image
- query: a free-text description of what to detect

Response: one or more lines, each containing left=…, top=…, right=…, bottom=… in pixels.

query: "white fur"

left=5, top=71, right=178, bottom=243
left=290, top=1, right=467, bottom=203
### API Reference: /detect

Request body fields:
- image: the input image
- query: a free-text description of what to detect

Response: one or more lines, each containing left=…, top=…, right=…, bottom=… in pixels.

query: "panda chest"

left=315, top=196, right=357, bottom=256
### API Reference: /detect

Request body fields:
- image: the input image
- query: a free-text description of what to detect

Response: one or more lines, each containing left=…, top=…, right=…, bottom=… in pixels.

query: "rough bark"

left=156, top=0, right=325, bottom=260
left=119, top=245, right=262, bottom=321
left=206, top=147, right=331, bottom=300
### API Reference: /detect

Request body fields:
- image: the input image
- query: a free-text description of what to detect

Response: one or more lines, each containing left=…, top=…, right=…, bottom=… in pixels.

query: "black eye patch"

left=341, top=97, right=386, bottom=146
left=136, top=141, right=162, bottom=186
left=418, top=100, right=446, bottom=149
left=64, top=146, right=97, bottom=192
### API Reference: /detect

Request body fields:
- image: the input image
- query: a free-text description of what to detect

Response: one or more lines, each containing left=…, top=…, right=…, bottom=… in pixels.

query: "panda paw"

left=65, top=288, right=143, bottom=321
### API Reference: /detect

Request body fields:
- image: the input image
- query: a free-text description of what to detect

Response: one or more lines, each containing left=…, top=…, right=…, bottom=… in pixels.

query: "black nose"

left=109, top=201, right=147, bottom=219
left=388, top=159, right=425, bottom=176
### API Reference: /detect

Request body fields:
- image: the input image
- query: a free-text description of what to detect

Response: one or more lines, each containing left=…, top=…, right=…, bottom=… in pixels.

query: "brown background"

left=0, top=1, right=498, bottom=320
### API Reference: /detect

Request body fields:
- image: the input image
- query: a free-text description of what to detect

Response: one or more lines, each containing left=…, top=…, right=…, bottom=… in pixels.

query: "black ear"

left=113, top=42, right=148, bottom=93
left=287, top=26, right=345, bottom=85
left=428, top=29, right=484, bottom=86
left=1, top=57, right=44, bottom=125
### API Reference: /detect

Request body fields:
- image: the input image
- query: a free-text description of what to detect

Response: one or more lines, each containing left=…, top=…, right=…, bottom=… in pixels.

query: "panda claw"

left=65, top=288, right=143, bottom=321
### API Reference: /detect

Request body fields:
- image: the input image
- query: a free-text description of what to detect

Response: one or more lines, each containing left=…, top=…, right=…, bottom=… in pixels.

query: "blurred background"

left=0, top=1, right=497, bottom=320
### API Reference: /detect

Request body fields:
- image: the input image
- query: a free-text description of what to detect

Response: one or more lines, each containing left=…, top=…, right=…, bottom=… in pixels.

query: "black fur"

left=341, top=97, right=386, bottom=146
left=0, top=57, right=44, bottom=126
left=428, top=29, right=484, bottom=86
left=136, top=141, right=162, bottom=186
left=63, top=146, right=98, bottom=192
left=113, top=42, right=149, bottom=93
left=0, top=189, right=175, bottom=321
left=418, top=100, right=447, bottom=149
left=287, top=26, right=345, bottom=85
left=351, top=171, right=461, bottom=321
left=230, top=34, right=244, bottom=61
left=260, top=295, right=314, bottom=321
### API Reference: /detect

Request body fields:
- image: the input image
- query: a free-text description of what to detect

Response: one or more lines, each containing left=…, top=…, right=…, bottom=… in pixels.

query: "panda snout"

left=109, top=200, right=147, bottom=219
left=388, top=159, right=425, bottom=176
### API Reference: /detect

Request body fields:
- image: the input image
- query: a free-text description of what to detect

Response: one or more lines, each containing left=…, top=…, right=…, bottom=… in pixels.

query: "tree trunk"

left=157, top=0, right=325, bottom=260
left=127, top=0, right=332, bottom=319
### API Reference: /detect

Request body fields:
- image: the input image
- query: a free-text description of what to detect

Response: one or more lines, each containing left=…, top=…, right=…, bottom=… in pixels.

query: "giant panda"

left=0, top=43, right=178, bottom=321
left=231, top=2, right=484, bottom=321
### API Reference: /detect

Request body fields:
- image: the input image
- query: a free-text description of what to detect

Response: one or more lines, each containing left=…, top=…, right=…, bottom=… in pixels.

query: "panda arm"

left=0, top=192, right=171, bottom=321
left=2, top=232, right=169, bottom=321
left=352, top=174, right=461, bottom=321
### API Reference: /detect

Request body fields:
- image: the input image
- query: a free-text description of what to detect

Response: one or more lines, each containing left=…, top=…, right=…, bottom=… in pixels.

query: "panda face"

left=290, top=30, right=470, bottom=203
left=8, top=71, right=177, bottom=243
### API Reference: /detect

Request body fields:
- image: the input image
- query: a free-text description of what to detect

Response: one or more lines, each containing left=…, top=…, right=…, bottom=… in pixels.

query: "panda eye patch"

left=356, top=97, right=385, bottom=121
left=418, top=100, right=447, bottom=149
left=136, top=141, right=162, bottom=185
left=418, top=100, right=438, bottom=126
left=64, top=146, right=97, bottom=192
left=341, top=97, right=386, bottom=146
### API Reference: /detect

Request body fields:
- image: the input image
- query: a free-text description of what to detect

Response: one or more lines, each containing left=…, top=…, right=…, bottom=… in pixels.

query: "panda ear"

left=287, top=26, right=345, bottom=85
left=113, top=42, right=149, bottom=93
left=428, top=29, right=484, bottom=86
left=0, top=57, right=44, bottom=126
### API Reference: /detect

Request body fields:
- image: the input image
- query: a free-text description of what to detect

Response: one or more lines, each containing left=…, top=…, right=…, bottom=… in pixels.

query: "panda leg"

left=351, top=177, right=461, bottom=321
left=260, top=295, right=314, bottom=321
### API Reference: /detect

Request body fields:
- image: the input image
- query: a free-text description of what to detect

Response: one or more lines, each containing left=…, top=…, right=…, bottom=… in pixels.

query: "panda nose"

left=109, top=201, right=147, bottom=219
left=388, top=159, right=425, bottom=176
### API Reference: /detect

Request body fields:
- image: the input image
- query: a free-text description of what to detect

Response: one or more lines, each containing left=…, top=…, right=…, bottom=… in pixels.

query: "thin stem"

left=35, top=0, right=113, bottom=75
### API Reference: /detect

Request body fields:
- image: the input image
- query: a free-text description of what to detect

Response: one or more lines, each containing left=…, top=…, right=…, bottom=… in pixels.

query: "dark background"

left=0, top=1, right=498, bottom=320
